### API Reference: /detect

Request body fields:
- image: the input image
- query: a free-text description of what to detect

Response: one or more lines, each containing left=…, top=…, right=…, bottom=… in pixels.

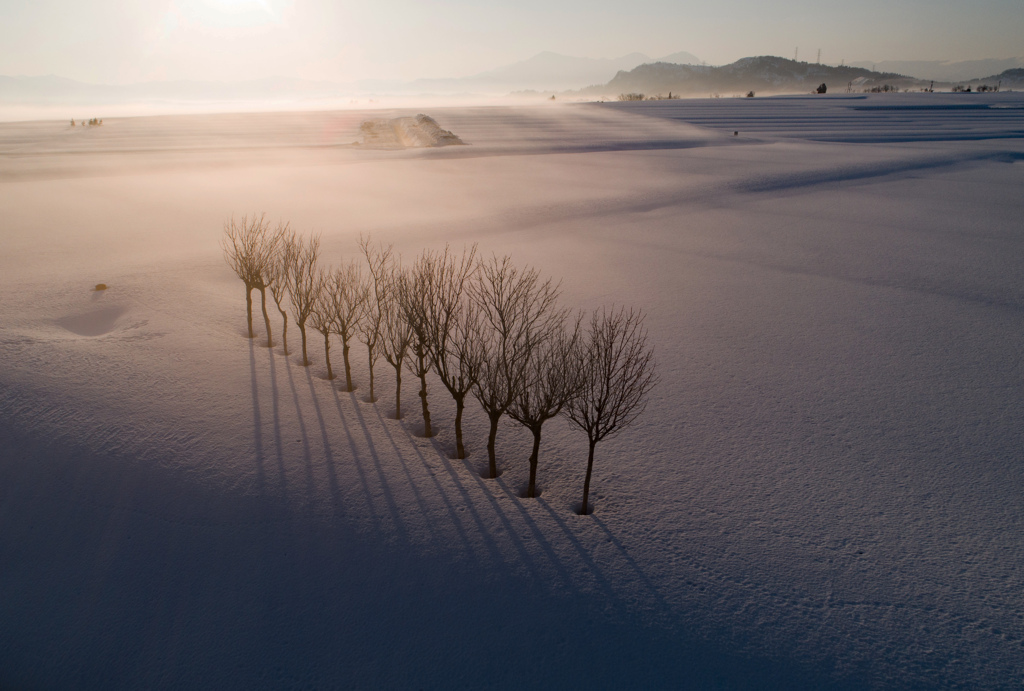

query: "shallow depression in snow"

left=54, top=304, right=128, bottom=336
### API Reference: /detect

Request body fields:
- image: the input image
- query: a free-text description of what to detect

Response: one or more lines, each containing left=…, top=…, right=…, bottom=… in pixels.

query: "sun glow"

left=206, top=0, right=274, bottom=12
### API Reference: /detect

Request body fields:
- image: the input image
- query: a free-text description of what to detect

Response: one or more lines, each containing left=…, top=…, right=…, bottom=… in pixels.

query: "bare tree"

left=326, top=261, right=369, bottom=392
left=267, top=223, right=294, bottom=355
left=397, top=266, right=434, bottom=436
left=415, top=245, right=483, bottom=459
left=359, top=236, right=391, bottom=402
left=565, top=307, right=658, bottom=515
left=508, top=317, right=581, bottom=498
left=379, top=260, right=414, bottom=419
left=471, top=255, right=563, bottom=479
left=285, top=233, right=321, bottom=366
left=222, top=214, right=279, bottom=345
left=309, top=268, right=336, bottom=380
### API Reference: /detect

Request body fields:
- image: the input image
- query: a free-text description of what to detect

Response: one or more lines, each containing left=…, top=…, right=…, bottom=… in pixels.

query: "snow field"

left=2, top=94, right=1024, bottom=688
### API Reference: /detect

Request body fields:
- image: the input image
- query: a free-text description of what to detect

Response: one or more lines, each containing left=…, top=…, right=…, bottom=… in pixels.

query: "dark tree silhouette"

left=508, top=317, right=581, bottom=498
left=397, top=267, right=434, bottom=436
left=309, top=268, right=336, bottom=380
left=415, top=245, right=483, bottom=460
left=565, top=307, right=658, bottom=515
left=222, top=214, right=279, bottom=344
left=359, top=237, right=390, bottom=402
left=379, top=258, right=413, bottom=419
left=326, top=261, right=369, bottom=392
left=471, top=255, right=563, bottom=479
left=267, top=223, right=293, bottom=355
left=284, top=233, right=321, bottom=366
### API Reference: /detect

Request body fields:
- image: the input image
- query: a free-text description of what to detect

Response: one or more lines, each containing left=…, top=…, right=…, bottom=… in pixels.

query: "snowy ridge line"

left=400, top=149, right=1022, bottom=250
left=735, top=150, right=1024, bottom=193
left=604, top=92, right=1024, bottom=143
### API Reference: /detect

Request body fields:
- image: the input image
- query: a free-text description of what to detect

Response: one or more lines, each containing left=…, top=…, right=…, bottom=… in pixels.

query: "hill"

left=580, top=56, right=927, bottom=96
left=969, top=68, right=1024, bottom=89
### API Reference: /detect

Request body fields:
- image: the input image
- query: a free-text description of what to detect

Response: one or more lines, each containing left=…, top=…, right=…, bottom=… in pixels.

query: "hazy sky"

left=1, top=0, right=1021, bottom=84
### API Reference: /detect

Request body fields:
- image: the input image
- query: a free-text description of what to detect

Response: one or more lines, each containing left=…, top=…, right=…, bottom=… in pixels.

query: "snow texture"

left=1, top=93, right=1024, bottom=689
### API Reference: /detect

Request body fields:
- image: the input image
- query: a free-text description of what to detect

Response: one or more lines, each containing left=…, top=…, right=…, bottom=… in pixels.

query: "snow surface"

left=2, top=93, right=1024, bottom=689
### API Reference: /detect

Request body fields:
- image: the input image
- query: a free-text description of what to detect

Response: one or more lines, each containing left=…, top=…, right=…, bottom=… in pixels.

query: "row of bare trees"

left=223, top=215, right=657, bottom=515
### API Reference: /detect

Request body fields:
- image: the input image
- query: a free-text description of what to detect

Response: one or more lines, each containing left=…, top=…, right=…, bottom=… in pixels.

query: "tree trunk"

left=454, top=395, right=466, bottom=459
left=416, top=347, right=431, bottom=437
left=418, top=371, right=432, bottom=437
left=580, top=439, right=597, bottom=515
left=259, top=287, right=273, bottom=348
left=527, top=426, right=542, bottom=498
left=323, top=331, right=334, bottom=380
left=299, top=323, right=309, bottom=366
left=487, top=414, right=500, bottom=478
left=394, top=365, right=402, bottom=419
left=342, top=340, right=353, bottom=391
left=245, top=284, right=254, bottom=338
left=276, top=305, right=289, bottom=355
left=367, top=347, right=376, bottom=402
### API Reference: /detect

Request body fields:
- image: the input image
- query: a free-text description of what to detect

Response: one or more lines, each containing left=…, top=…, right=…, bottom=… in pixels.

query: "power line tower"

left=794, top=47, right=799, bottom=62
left=817, top=49, right=821, bottom=64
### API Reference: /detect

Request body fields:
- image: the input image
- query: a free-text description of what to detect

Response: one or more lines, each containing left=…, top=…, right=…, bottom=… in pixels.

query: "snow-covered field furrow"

left=2, top=94, right=1024, bottom=688
left=609, top=93, right=1024, bottom=142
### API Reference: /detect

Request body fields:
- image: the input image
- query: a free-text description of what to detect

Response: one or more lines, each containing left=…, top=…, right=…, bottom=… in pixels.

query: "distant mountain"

left=579, top=56, right=928, bottom=96
left=0, top=50, right=708, bottom=106
left=970, top=68, right=1024, bottom=89
left=657, top=51, right=702, bottom=66
left=410, top=51, right=694, bottom=93
left=848, top=58, right=1024, bottom=83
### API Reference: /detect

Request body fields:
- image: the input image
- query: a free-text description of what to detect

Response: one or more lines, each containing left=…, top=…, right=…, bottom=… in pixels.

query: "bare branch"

left=326, top=260, right=369, bottom=392
left=358, top=235, right=393, bottom=402
left=565, top=306, right=658, bottom=514
left=413, top=245, right=484, bottom=459
left=470, top=253, right=564, bottom=478
left=395, top=265, right=434, bottom=436
left=284, top=233, right=321, bottom=366
left=222, top=213, right=279, bottom=344
left=508, top=314, right=582, bottom=497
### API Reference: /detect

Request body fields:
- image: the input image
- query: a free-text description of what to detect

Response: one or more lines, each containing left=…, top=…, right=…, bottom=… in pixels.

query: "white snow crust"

left=1, top=93, right=1024, bottom=689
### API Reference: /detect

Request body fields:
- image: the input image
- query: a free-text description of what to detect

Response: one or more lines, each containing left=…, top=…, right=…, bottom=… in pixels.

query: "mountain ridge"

left=577, top=56, right=1023, bottom=96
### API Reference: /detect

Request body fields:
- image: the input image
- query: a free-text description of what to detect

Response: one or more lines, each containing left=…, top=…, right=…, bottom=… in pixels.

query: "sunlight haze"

left=1, top=0, right=1022, bottom=84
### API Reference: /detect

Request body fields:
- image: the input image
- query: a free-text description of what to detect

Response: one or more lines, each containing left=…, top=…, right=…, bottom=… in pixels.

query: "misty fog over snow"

left=1, top=93, right=1024, bottom=688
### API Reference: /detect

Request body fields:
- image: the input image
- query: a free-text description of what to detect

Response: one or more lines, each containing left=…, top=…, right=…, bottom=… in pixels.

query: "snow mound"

left=358, top=114, right=465, bottom=149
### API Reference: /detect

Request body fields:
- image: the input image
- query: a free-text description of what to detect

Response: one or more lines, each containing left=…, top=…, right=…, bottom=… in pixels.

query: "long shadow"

left=283, top=356, right=315, bottom=503
left=266, top=348, right=287, bottom=493
left=534, top=497, right=663, bottom=622
left=492, top=483, right=576, bottom=592
left=403, top=433, right=507, bottom=570
left=248, top=340, right=265, bottom=497
left=345, top=392, right=415, bottom=546
left=443, top=451, right=547, bottom=584
left=370, top=405, right=444, bottom=546
left=330, top=387, right=407, bottom=545
left=304, top=367, right=340, bottom=513
left=589, top=515, right=674, bottom=618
